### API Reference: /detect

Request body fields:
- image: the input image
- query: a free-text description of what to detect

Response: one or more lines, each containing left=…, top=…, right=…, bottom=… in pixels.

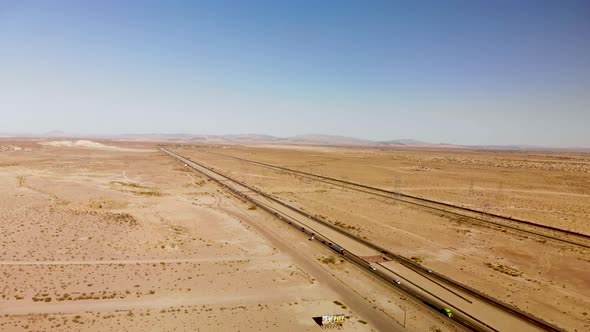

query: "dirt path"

left=1, top=285, right=320, bottom=315
left=406, top=187, right=590, bottom=197
left=0, top=256, right=285, bottom=266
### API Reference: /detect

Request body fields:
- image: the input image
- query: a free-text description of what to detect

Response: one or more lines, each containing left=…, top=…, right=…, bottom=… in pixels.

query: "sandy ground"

left=0, top=139, right=455, bottom=332
left=205, top=145, right=590, bottom=233
left=172, top=145, right=590, bottom=332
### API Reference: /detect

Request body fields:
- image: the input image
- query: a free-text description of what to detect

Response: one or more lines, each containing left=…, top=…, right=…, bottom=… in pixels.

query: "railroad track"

left=202, top=150, right=590, bottom=250
left=162, top=148, right=561, bottom=332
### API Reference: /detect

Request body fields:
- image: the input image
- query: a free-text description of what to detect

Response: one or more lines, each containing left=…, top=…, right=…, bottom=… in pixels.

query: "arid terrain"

left=170, top=144, right=590, bottom=332
left=4, top=1, right=587, bottom=331
left=0, top=139, right=458, bottom=332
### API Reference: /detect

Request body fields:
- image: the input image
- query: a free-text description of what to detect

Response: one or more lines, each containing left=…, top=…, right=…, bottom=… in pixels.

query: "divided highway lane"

left=162, top=148, right=552, bottom=332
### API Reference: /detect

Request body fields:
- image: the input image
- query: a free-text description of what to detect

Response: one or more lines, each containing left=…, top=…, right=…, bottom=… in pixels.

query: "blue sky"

left=1, top=1, right=589, bottom=146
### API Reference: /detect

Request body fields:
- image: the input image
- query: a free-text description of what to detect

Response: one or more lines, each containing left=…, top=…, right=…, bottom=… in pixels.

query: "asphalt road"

left=162, top=148, right=548, bottom=332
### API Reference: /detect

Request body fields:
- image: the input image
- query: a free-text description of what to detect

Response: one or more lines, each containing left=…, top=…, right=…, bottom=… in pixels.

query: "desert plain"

left=1, top=139, right=457, bottom=332
left=172, top=144, right=590, bottom=332
left=0, top=139, right=589, bottom=331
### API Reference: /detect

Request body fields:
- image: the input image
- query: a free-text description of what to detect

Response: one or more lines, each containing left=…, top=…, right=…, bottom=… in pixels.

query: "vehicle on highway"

left=393, top=279, right=401, bottom=285
left=328, top=243, right=345, bottom=254
left=368, top=265, right=377, bottom=271
left=440, top=308, right=453, bottom=318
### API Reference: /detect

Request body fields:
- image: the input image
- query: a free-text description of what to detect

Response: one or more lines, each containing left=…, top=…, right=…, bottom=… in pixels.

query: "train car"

left=328, top=243, right=345, bottom=254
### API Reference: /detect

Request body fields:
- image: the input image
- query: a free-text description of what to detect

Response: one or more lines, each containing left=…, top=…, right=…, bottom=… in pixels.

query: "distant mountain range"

left=113, top=134, right=590, bottom=151
left=1, top=132, right=589, bottom=152
left=111, top=133, right=451, bottom=147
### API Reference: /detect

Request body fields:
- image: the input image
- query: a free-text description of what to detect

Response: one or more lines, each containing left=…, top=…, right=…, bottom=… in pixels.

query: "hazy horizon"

left=2, top=1, right=589, bottom=147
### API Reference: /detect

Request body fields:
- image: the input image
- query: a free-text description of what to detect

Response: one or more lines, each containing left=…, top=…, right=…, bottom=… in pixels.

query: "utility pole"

left=496, top=181, right=504, bottom=201
left=394, top=177, right=402, bottom=198
left=403, top=305, right=407, bottom=328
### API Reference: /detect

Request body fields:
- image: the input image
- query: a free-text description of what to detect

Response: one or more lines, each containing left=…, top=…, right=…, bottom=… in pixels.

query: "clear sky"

left=1, top=1, right=589, bottom=147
